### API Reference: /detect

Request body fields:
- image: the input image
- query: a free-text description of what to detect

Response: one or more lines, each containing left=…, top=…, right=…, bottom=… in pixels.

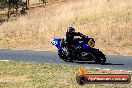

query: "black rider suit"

left=65, top=32, right=84, bottom=45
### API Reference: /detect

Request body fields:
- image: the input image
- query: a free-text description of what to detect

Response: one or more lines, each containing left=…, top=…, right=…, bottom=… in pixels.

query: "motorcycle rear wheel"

left=94, top=51, right=106, bottom=64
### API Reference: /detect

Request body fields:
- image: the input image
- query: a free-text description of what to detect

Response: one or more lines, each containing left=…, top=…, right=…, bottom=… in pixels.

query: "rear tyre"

left=95, top=51, right=106, bottom=64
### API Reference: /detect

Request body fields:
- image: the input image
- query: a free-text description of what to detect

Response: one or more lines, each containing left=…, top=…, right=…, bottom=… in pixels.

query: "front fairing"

left=51, top=38, right=62, bottom=50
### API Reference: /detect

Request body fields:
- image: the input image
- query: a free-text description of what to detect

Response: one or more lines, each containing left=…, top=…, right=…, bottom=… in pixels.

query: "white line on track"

left=103, top=69, right=110, bottom=71
left=95, top=68, right=100, bottom=70
left=128, top=71, right=132, bottom=73
left=0, top=60, right=10, bottom=62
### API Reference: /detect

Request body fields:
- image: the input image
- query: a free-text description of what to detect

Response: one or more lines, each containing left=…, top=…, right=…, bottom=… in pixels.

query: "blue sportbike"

left=51, top=35, right=106, bottom=64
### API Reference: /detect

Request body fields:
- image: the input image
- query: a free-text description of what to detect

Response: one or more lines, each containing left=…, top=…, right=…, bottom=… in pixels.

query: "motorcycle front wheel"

left=58, top=50, right=74, bottom=62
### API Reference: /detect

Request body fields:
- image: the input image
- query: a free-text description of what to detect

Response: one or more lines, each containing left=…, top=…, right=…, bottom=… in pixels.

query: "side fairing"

left=83, top=44, right=91, bottom=49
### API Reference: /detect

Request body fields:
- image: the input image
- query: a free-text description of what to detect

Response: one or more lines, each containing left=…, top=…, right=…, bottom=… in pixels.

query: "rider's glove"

left=83, top=35, right=88, bottom=38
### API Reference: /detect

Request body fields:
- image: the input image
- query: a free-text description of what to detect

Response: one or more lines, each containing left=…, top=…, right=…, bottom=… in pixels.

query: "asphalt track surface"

left=0, top=49, right=132, bottom=71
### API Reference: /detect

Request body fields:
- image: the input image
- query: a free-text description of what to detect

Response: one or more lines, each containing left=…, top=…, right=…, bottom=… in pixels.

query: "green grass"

left=0, top=61, right=132, bottom=88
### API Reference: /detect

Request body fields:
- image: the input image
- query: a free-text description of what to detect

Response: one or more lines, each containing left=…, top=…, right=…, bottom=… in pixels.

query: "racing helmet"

left=67, top=27, right=75, bottom=33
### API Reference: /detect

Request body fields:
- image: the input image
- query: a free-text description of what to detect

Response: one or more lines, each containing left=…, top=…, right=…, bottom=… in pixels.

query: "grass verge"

left=0, top=61, right=132, bottom=88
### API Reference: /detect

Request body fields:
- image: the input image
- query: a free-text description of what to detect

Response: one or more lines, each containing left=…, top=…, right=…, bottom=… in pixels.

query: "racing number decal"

left=52, top=41, right=58, bottom=45
left=88, top=39, right=95, bottom=48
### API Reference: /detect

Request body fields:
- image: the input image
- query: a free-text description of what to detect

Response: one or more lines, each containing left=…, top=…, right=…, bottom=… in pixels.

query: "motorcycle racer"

left=61, top=27, right=86, bottom=61
left=66, top=27, right=84, bottom=44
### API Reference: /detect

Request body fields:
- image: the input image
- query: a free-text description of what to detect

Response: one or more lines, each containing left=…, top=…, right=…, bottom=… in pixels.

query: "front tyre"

left=58, top=50, right=74, bottom=62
